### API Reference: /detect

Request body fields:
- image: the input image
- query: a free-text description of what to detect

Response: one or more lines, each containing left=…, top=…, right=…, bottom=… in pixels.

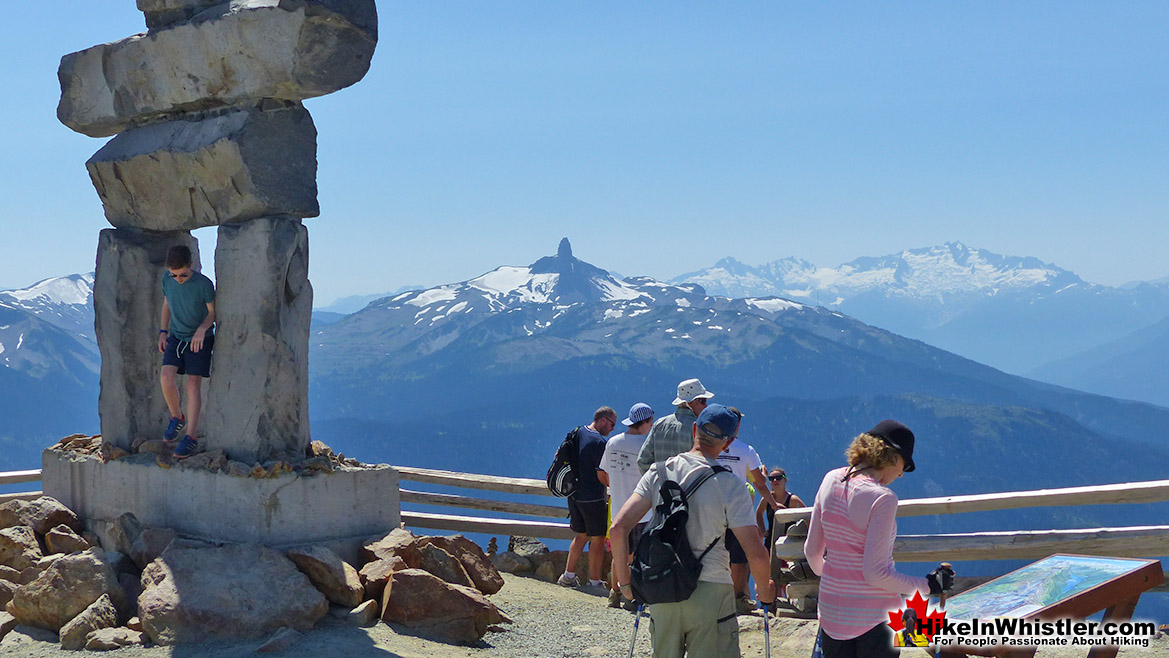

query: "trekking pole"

left=762, top=602, right=771, bottom=658
left=627, top=603, right=644, bottom=658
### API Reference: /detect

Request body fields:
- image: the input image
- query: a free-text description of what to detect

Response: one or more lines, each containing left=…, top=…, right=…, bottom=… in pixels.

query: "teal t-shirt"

left=161, top=270, right=215, bottom=340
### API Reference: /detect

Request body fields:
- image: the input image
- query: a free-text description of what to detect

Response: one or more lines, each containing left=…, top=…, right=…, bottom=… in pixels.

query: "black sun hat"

left=867, top=420, right=916, bottom=472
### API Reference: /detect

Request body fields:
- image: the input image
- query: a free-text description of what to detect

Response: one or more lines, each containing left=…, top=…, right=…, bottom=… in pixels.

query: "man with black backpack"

left=610, top=404, right=776, bottom=658
left=557, top=406, right=618, bottom=591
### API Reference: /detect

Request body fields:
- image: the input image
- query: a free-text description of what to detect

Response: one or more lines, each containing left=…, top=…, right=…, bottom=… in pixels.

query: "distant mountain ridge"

left=671, top=243, right=1169, bottom=375
left=0, top=274, right=99, bottom=468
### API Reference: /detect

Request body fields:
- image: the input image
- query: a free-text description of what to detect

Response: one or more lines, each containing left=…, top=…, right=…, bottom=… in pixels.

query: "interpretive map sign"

left=945, top=555, right=1149, bottom=620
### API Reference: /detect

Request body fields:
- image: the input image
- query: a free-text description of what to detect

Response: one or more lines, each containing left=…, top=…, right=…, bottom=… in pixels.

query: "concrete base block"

left=42, top=450, right=399, bottom=564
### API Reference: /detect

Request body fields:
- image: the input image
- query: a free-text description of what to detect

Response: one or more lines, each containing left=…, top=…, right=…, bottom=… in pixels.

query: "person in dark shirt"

left=158, top=245, right=215, bottom=460
left=557, top=406, right=617, bottom=591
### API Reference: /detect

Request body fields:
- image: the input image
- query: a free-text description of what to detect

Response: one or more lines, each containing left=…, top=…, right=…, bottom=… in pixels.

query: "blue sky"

left=2, top=2, right=1167, bottom=305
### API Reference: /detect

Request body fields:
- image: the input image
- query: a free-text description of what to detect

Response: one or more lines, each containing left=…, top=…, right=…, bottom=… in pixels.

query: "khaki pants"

left=648, top=581, right=739, bottom=658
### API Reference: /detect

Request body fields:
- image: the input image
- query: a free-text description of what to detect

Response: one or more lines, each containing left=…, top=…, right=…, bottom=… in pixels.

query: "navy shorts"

left=567, top=497, right=608, bottom=537
left=162, top=332, right=214, bottom=378
left=724, top=528, right=747, bottom=564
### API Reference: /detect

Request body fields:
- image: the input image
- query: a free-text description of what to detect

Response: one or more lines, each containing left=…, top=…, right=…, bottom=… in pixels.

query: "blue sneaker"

left=173, top=435, right=199, bottom=459
left=163, top=415, right=185, bottom=442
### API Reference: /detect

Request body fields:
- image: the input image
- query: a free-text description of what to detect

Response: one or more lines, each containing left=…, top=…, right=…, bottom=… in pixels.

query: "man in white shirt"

left=600, top=402, right=655, bottom=608
left=715, top=407, right=780, bottom=614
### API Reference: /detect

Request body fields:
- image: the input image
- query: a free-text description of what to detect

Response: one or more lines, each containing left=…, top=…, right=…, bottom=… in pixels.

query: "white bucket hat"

left=672, top=378, right=714, bottom=406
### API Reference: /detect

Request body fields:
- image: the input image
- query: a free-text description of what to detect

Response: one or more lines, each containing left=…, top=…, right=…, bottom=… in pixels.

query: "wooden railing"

left=8, top=465, right=1169, bottom=561
left=0, top=469, right=44, bottom=503
left=395, top=466, right=576, bottom=540
left=772, top=478, right=1169, bottom=563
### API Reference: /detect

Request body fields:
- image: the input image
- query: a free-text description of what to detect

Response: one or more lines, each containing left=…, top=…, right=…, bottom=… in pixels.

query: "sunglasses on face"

left=768, top=474, right=787, bottom=481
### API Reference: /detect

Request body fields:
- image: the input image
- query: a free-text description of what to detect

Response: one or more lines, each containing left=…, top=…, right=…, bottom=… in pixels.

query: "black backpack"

left=546, top=427, right=581, bottom=497
left=630, top=464, right=730, bottom=604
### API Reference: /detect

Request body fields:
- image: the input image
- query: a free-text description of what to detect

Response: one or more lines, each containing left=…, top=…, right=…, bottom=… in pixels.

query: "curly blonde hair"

left=845, top=433, right=900, bottom=469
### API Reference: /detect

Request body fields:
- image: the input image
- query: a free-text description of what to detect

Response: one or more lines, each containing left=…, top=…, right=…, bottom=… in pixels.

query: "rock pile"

left=1, top=495, right=510, bottom=650
left=50, top=433, right=363, bottom=478
left=491, top=536, right=611, bottom=586
left=59, top=0, right=378, bottom=464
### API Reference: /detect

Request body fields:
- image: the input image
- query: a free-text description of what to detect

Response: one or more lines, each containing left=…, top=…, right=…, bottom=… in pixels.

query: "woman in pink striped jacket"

left=804, top=420, right=951, bottom=658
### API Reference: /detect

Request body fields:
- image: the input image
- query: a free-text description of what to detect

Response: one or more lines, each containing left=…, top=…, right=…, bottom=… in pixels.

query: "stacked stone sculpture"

left=59, top=0, right=377, bottom=463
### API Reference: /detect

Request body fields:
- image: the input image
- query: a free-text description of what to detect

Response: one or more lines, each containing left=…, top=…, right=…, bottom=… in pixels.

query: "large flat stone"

left=42, top=450, right=399, bottom=563
left=59, top=0, right=378, bottom=137
left=137, top=0, right=221, bottom=31
left=203, top=217, right=311, bottom=463
left=87, top=104, right=318, bottom=231
left=95, top=229, right=202, bottom=450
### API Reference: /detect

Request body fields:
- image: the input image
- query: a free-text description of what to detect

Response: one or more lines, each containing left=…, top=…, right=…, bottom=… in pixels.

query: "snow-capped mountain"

left=674, top=243, right=1083, bottom=306
left=672, top=243, right=1169, bottom=373
left=0, top=273, right=96, bottom=344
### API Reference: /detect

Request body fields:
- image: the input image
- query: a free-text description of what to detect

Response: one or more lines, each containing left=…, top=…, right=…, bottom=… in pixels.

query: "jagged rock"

left=130, top=527, right=178, bottom=569
left=361, top=528, right=422, bottom=569
left=529, top=550, right=571, bottom=583
left=106, top=513, right=146, bottom=558
left=138, top=543, right=327, bottom=645
left=87, top=104, right=319, bottom=231
left=0, top=498, right=80, bottom=536
left=35, top=554, right=64, bottom=570
left=418, top=544, right=474, bottom=589
left=0, top=527, right=42, bottom=571
left=257, top=626, right=301, bottom=653
left=8, top=548, right=123, bottom=632
left=533, top=560, right=557, bottom=583
left=176, top=449, right=227, bottom=473
left=508, top=536, right=549, bottom=559
left=45, top=525, right=90, bottom=555
left=486, top=537, right=498, bottom=555
left=359, top=556, right=406, bottom=601
left=58, top=0, right=378, bottom=137
left=0, top=580, right=15, bottom=608
left=138, top=0, right=228, bottom=31
left=490, top=552, right=532, bottom=574
left=135, top=440, right=172, bottom=457
left=127, top=616, right=143, bottom=632
left=17, top=567, right=41, bottom=585
left=85, top=626, right=147, bottom=650
left=286, top=546, right=363, bottom=608
left=27, top=498, right=81, bottom=536
left=100, top=441, right=129, bottom=462
left=226, top=460, right=252, bottom=477
left=347, top=600, right=379, bottom=627
left=0, top=566, right=17, bottom=582
left=422, top=535, right=505, bottom=595
left=95, top=229, right=201, bottom=449
left=380, top=569, right=509, bottom=645
left=202, top=217, right=311, bottom=463
left=0, top=612, right=16, bottom=641
left=60, top=594, right=118, bottom=650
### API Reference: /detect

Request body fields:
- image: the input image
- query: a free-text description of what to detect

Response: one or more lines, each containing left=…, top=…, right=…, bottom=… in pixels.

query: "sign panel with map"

left=945, top=554, right=1159, bottom=620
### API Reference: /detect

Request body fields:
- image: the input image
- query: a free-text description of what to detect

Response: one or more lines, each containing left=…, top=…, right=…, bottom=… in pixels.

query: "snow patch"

left=604, top=308, right=624, bottom=320
left=745, top=298, right=804, bottom=313
left=675, top=298, right=691, bottom=308
left=407, top=288, right=458, bottom=307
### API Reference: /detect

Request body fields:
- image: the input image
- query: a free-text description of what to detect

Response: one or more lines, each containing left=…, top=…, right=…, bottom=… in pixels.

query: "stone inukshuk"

left=59, top=0, right=378, bottom=463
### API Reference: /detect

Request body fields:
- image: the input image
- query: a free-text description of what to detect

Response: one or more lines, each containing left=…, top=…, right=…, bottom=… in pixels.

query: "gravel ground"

left=2, top=574, right=1167, bottom=657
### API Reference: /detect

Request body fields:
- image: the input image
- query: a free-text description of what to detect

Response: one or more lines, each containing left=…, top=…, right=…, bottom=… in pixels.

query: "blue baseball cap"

left=622, top=403, right=654, bottom=426
left=695, top=403, right=740, bottom=441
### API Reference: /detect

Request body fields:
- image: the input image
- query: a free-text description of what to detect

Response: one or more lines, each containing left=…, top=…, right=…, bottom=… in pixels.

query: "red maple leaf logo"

left=887, top=591, right=947, bottom=641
